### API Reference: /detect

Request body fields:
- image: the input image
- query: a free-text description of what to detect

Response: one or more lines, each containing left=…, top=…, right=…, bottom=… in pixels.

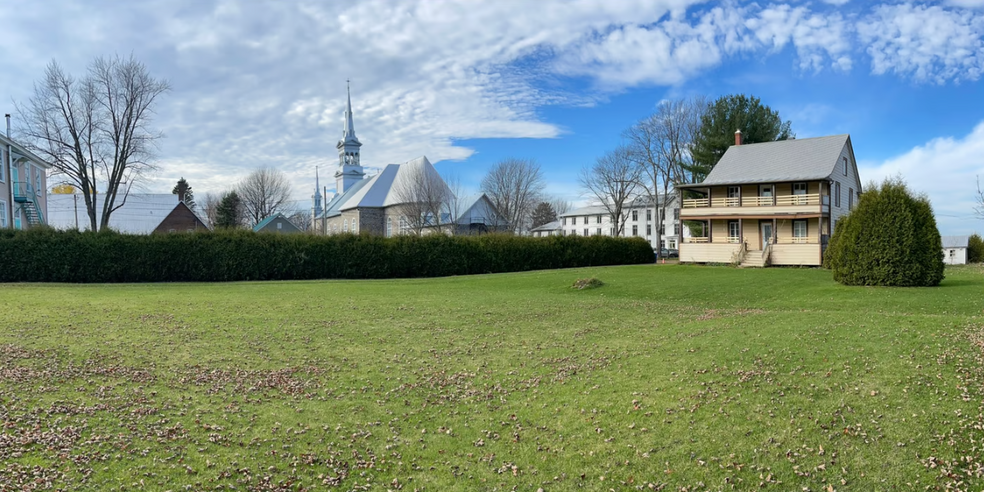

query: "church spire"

left=342, top=79, right=357, bottom=143
left=335, top=80, right=364, bottom=194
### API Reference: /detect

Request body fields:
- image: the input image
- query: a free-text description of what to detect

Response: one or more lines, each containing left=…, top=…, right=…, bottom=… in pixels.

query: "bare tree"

left=441, top=171, right=467, bottom=235
left=976, top=176, right=984, bottom=220
left=392, top=161, right=453, bottom=236
left=20, top=56, right=170, bottom=231
left=237, top=167, right=293, bottom=226
left=625, top=96, right=707, bottom=249
left=550, top=198, right=573, bottom=216
left=579, top=146, right=643, bottom=236
left=199, top=191, right=222, bottom=228
left=480, top=158, right=545, bottom=234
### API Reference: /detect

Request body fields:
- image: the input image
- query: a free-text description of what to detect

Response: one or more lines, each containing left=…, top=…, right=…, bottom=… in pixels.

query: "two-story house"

left=1, top=121, right=50, bottom=230
left=677, top=133, right=862, bottom=267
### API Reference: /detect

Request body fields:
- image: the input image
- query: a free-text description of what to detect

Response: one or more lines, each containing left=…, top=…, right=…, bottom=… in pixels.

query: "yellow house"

left=677, top=133, right=862, bottom=267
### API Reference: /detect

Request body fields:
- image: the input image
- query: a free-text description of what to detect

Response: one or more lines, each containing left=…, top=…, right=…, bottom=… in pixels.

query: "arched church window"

left=344, top=219, right=349, bottom=232
left=386, top=218, right=392, bottom=237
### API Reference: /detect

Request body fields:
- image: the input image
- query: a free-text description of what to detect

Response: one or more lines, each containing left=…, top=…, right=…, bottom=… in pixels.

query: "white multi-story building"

left=558, top=195, right=686, bottom=249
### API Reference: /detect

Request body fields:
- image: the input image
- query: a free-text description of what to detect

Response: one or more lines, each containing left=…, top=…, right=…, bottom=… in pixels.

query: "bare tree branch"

left=624, top=96, right=706, bottom=249
left=480, top=158, right=544, bottom=234
left=18, top=56, right=169, bottom=231
left=238, top=168, right=294, bottom=226
left=976, top=175, right=984, bottom=220
left=579, top=146, right=643, bottom=236
left=391, top=162, right=453, bottom=236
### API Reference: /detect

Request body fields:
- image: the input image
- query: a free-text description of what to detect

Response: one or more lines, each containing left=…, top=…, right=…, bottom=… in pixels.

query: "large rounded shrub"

left=823, top=177, right=944, bottom=286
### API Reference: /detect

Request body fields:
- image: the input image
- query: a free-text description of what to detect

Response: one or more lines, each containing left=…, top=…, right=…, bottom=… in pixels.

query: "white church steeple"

left=335, top=80, right=364, bottom=193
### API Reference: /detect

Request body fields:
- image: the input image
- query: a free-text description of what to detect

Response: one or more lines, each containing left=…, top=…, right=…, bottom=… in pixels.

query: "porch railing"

left=682, top=193, right=823, bottom=208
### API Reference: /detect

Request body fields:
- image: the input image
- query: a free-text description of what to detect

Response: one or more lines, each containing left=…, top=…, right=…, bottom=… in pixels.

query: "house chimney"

left=734, top=129, right=742, bottom=146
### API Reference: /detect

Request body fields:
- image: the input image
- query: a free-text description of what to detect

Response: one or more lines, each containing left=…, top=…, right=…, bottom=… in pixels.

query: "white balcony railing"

left=682, top=193, right=823, bottom=208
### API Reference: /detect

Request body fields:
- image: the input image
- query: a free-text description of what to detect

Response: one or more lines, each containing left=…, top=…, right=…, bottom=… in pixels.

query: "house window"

left=793, top=220, right=807, bottom=242
left=561, top=217, right=566, bottom=226
left=673, top=208, right=679, bottom=220
left=843, top=157, right=848, bottom=175
left=835, top=182, right=841, bottom=207
left=583, top=228, right=588, bottom=236
left=596, top=228, right=601, bottom=235
left=35, top=167, right=42, bottom=196
left=673, top=224, right=680, bottom=235
left=793, top=182, right=807, bottom=195
left=632, top=210, right=638, bottom=221
left=0, top=152, right=5, bottom=182
left=646, top=224, right=652, bottom=236
left=728, top=220, right=740, bottom=240
left=277, top=222, right=283, bottom=230
left=0, top=201, right=7, bottom=228
left=660, top=224, right=665, bottom=235
left=632, top=225, right=638, bottom=236
left=646, top=209, right=651, bottom=221
left=596, top=215, right=601, bottom=224
left=759, top=184, right=773, bottom=205
left=571, top=217, right=576, bottom=226
left=848, top=188, right=854, bottom=210
left=727, top=186, right=740, bottom=206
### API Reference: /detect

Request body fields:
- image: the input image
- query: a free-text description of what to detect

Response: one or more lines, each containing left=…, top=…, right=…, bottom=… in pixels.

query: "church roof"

left=337, top=156, right=449, bottom=211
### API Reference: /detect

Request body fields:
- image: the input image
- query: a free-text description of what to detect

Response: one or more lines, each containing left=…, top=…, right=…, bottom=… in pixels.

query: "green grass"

left=1, top=264, right=983, bottom=491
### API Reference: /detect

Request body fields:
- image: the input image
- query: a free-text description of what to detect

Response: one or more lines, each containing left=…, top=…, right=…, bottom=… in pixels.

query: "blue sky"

left=2, top=0, right=984, bottom=235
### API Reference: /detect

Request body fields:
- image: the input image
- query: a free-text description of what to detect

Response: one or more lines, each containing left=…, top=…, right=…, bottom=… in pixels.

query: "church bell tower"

left=335, top=80, right=364, bottom=194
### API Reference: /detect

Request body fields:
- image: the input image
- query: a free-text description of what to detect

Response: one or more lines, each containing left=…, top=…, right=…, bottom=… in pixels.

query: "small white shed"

left=941, top=236, right=969, bottom=265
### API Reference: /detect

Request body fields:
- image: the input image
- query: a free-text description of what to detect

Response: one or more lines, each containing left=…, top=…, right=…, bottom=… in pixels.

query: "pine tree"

left=530, top=201, right=558, bottom=229
left=688, top=94, right=793, bottom=182
left=214, top=191, right=242, bottom=229
left=172, top=177, right=196, bottom=209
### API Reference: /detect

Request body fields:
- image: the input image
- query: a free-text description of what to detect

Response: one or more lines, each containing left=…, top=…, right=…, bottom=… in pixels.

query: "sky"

left=2, top=0, right=984, bottom=235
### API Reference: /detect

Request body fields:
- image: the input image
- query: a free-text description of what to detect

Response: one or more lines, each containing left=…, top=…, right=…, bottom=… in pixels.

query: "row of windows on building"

left=562, top=209, right=679, bottom=226
left=565, top=223, right=680, bottom=237
left=726, top=219, right=809, bottom=238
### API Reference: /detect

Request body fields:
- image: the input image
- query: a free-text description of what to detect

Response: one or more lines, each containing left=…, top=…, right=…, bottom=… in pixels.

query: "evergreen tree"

left=530, top=201, right=558, bottom=229
left=688, top=94, right=793, bottom=182
left=214, top=191, right=243, bottom=229
left=824, top=177, right=944, bottom=286
left=172, top=177, right=196, bottom=209
left=968, top=233, right=983, bottom=263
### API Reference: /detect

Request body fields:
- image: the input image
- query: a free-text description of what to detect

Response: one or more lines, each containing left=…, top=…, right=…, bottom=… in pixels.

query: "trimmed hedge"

left=823, top=177, right=944, bottom=286
left=0, top=229, right=655, bottom=283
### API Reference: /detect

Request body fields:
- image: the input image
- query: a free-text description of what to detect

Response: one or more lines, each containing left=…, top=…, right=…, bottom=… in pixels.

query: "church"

left=311, top=84, right=455, bottom=236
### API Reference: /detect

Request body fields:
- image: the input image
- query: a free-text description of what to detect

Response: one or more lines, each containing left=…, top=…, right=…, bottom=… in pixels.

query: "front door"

left=761, top=222, right=773, bottom=250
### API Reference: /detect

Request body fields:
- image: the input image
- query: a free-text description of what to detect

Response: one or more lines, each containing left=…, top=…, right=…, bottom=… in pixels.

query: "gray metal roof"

left=942, top=235, right=970, bottom=248
left=47, top=194, right=180, bottom=233
left=530, top=219, right=561, bottom=232
left=695, top=134, right=851, bottom=186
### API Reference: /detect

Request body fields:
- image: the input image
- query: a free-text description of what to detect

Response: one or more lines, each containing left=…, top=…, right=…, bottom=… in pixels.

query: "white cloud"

left=4, top=0, right=984, bottom=205
left=858, top=3, right=984, bottom=83
left=861, top=121, right=984, bottom=235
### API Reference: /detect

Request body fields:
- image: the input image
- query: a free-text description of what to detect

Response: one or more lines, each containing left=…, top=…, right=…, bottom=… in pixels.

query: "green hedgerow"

left=823, top=177, right=944, bottom=286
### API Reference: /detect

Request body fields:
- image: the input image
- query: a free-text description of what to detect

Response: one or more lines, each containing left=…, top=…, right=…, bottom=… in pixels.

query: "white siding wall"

left=828, top=142, right=862, bottom=228
left=943, top=247, right=967, bottom=265
left=559, top=200, right=688, bottom=248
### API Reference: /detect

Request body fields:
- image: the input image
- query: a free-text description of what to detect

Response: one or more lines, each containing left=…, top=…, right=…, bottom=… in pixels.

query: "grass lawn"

left=1, top=264, right=984, bottom=491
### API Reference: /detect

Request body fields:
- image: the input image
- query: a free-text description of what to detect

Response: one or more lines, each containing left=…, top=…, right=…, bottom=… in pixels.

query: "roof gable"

left=700, top=134, right=851, bottom=186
